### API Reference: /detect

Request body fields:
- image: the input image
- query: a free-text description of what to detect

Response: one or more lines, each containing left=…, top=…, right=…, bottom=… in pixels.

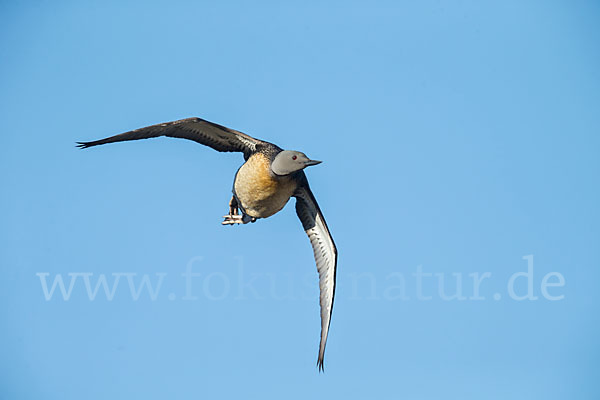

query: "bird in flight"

left=77, top=117, right=337, bottom=371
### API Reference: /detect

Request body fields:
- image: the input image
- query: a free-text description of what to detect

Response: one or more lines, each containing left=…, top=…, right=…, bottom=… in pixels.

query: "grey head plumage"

left=271, top=150, right=322, bottom=176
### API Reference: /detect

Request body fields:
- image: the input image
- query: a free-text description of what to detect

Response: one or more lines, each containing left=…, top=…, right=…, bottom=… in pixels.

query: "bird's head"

left=271, top=150, right=322, bottom=176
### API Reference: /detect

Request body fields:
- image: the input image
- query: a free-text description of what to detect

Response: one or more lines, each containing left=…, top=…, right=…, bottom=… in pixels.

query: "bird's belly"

left=234, top=154, right=298, bottom=219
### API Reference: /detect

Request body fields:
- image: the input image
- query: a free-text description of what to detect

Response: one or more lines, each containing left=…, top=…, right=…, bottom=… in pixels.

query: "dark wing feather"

left=294, top=181, right=337, bottom=372
left=77, top=117, right=265, bottom=158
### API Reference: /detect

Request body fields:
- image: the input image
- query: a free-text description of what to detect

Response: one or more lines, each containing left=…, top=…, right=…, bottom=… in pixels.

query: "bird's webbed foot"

left=222, top=196, right=254, bottom=225
left=222, top=214, right=249, bottom=225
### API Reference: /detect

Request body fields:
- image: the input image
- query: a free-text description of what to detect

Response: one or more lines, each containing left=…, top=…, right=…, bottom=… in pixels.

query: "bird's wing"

left=294, top=181, right=337, bottom=372
left=77, top=117, right=266, bottom=158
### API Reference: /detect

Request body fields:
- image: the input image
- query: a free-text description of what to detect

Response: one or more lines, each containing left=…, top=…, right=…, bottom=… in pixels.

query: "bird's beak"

left=304, top=159, right=322, bottom=167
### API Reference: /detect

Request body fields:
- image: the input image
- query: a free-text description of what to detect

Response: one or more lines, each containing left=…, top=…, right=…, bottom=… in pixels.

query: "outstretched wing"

left=77, top=117, right=266, bottom=158
left=294, top=181, right=337, bottom=372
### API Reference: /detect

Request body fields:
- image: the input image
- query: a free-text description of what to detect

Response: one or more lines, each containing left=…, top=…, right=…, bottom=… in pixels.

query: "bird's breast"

left=234, top=153, right=298, bottom=218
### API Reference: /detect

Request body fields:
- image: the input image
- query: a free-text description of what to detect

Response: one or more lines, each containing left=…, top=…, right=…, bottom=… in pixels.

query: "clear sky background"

left=1, top=1, right=599, bottom=399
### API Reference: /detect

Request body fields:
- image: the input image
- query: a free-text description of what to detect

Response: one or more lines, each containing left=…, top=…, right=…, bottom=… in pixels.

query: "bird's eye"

left=292, top=155, right=297, bottom=160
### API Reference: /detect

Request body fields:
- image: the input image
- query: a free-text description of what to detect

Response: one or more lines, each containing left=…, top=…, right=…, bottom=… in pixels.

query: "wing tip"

left=317, top=347, right=326, bottom=372
left=75, top=141, right=92, bottom=149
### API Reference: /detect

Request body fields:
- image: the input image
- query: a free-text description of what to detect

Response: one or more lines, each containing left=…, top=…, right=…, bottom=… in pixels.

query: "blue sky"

left=1, top=1, right=599, bottom=399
